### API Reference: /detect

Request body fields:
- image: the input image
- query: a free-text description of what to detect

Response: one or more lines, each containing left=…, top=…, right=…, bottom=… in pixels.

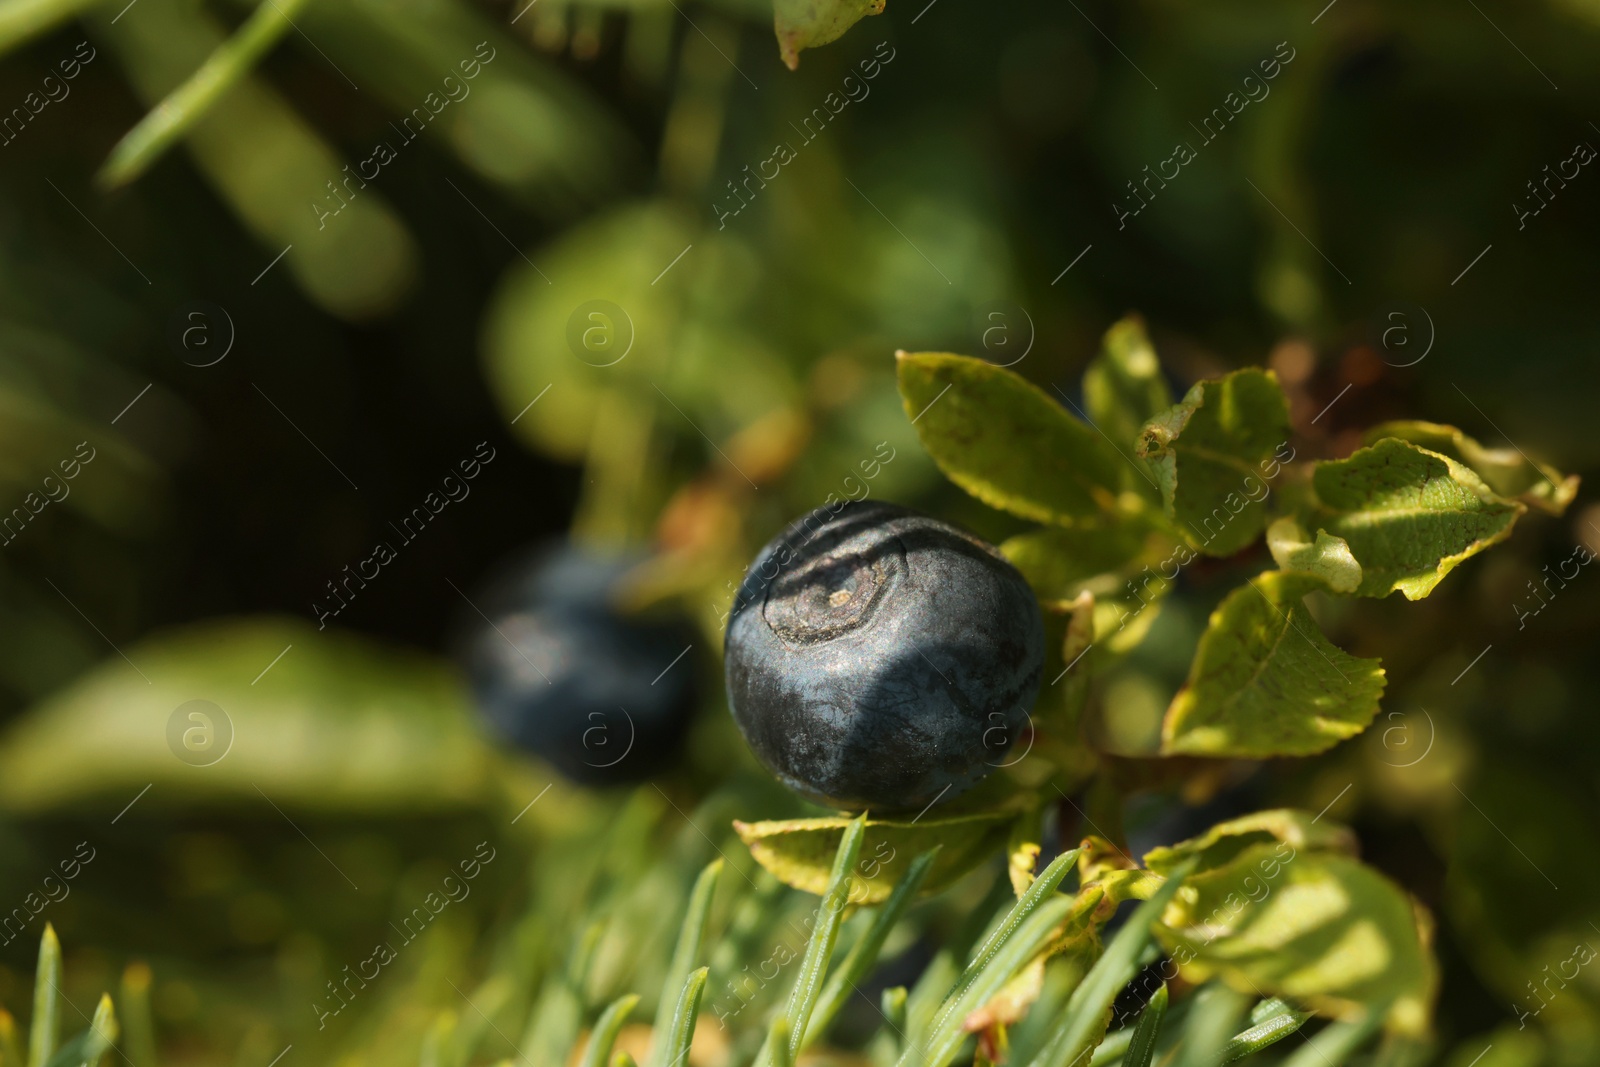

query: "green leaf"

left=1135, top=369, right=1293, bottom=557
left=773, top=0, right=885, bottom=70
left=1216, top=998, right=1310, bottom=1063
left=1000, top=524, right=1159, bottom=603
left=0, top=619, right=498, bottom=814
left=897, top=352, right=1125, bottom=525
left=1156, top=846, right=1435, bottom=1037
left=657, top=967, right=709, bottom=1067
left=1124, top=982, right=1168, bottom=1067
left=28, top=925, right=59, bottom=1067
left=780, top=816, right=864, bottom=1061
left=1160, top=572, right=1386, bottom=758
left=1365, top=420, right=1578, bottom=515
left=806, top=848, right=938, bottom=1046
left=901, top=896, right=1080, bottom=1067
left=734, top=794, right=1030, bottom=903
left=42, top=994, right=115, bottom=1067
left=1143, top=809, right=1357, bottom=877
left=767, top=1016, right=793, bottom=1067
left=577, top=994, right=639, bottom=1067
left=1305, top=438, right=1524, bottom=600
left=1173, top=983, right=1251, bottom=1067
left=1267, top=518, right=1362, bottom=594
left=1083, top=316, right=1172, bottom=499
left=98, top=0, right=310, bottom=189
left=1026, top=860, right=1197, bottom=1067
left=1277, top=1005, right=1388, bottom=1067
left=648, top=860, right=721, bottom=1067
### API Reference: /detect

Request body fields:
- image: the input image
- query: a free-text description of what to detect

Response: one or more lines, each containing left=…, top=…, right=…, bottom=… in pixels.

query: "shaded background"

left=0, top=0, right=1596, bottom=1063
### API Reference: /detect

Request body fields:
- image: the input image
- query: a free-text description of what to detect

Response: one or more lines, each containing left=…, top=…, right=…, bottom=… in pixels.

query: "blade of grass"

left=1277, top=1003, right=1388, bottom=1067
left=1026, top=859, right=1197, bottom=1067
left=767, top=1015, right=792, bottom=1067
left=118, top=965, right=157, bottom=1067
left=657, top=967, right=709, bottom=1067
left=1174, top=984, right=1250, bottom=1067
left=97, top=0, right=312, bottom=188
left=1125, top=983, right=1168, bottom=1067
left=43, top=994, right=116, bottom=1067
left=27, top=925, right=60, bottom=1067
left=648, top=859, right=722, bottom=1067
left=0, top=0, right=99, bottom=57
left=1217, top=1000, right=1310, bottom=1063
left=905, top=894, right=1080, bottom=1067
left=577, top=994, right=640, bottom=1067
left=777, top=813, right=867, bottom=1063
left=803, top=847, right=939, bottom=1048
left=898, top=847, right=1083, bottom=1067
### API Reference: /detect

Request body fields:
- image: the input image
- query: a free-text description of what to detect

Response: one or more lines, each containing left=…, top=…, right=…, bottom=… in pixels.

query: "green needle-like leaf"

left=804, top=847, right=938, bottom=1047
left=1125, top=983, right=1168, bottom=1067
left=1216, top=999, right=1310, bottom=1063
left=1173, top=984, right=1250, bottom=1067
left=767, top=1015, right=793, bottom=1067
left=658, top=968, right=709, bottom=1067
left=578, top=994, right=640, bottom=1067
left=98, top=0, right=311, bottom=189
left=1027, top=860, right=1196, bottom=1067
left=780, top=814, right=866, bottom=1060
left=1277, top=1004, right=1388, bottom=1067
left=28, top=925, right=60, bottom=1067
left=897, top=848, right=1082, bottom=1067
left=649, top=859, right=722, bottom=1067
left=43, top=993, right=116, bottom=1067
left=905, top=896, right=1079, bottom=1067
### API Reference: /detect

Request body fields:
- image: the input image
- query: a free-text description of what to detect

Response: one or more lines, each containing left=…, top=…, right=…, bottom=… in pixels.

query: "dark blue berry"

left=461, top=544, right=697, bottom=785
left=724, top=502, right=1044, bottom=812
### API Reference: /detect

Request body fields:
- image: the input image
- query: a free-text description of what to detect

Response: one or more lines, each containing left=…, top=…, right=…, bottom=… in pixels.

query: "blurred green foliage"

left=0, top=0, right=1596, bottom=1063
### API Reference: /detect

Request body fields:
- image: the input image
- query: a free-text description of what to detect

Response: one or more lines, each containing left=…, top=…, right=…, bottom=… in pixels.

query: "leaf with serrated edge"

left=898, top=352, right=1124, bottom=524
left=1143, top=809, right=1357, bottom=876
left=734, top=794, right=1030, bottom=902
left=1365, top=420, right=1577, bottom=515
left=1267, top=518, right=1362, bottom=594
left=1084, top=316, right=1172, bottom=499
left=1161, top=572, right=1386, bottom=758
left=1155, top=846, right=1436, bottom=1037
left=1307, top=438, right=1524, bottom=600
left=773, top=0, right=885, bottom=70
left=1136, top=369, right=1293, bottom=558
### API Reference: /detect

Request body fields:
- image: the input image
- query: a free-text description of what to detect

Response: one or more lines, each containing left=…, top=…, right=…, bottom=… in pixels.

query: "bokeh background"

left=0, top=0, right=1596, bottom=1063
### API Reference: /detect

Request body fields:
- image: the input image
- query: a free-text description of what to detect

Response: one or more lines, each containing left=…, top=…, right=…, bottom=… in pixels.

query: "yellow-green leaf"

left=1136, top=369, right=1293, bottom=557
left=1083, top=315, right=1171, bottom=500
left=1155, top=845, right=1437, bottom=1037
left=773, top=0, right=885, bottom=70
left=1306, top=439, right=1524, bottom=600
left=733, top=796, right=1030, bottom=903
left=1266, top=517, right=1362, bottom=594
left=0, top=618, right=496, bottom=813
left=1161, top=572, right=1386, bottom=757
left=1364, top=420, right=1577, bottom=515
left=897, top=351, right=1124, bottom=524
left=1143, top=809, right=1357, bottom=876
